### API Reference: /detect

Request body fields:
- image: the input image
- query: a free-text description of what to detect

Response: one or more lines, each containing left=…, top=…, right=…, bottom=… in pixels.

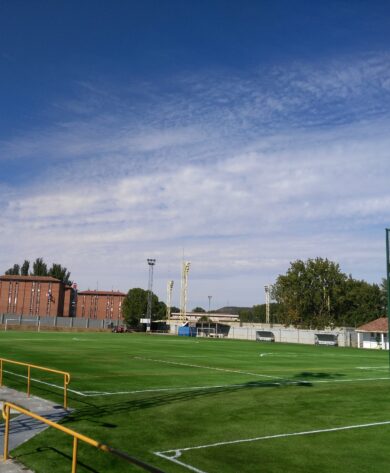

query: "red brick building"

left=75, top=290, right=125, bottom=321
left=0, top=275, right=125, bottom=322
left=0, top=275, right=70, bottom=317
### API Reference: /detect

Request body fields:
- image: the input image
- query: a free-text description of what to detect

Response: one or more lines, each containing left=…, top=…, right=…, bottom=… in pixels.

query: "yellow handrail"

left=0, top=358, right=70, bottom=409
left=2, top=402, right=165, bottom=473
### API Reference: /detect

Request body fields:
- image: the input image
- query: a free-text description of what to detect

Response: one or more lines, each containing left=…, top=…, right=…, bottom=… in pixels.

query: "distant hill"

left=214, top=306, right=250, bottom=315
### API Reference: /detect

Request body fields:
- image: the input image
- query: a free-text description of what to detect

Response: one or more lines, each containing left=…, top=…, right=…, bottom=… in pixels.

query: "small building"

left=0, top=275, right=69, bottom=317
left=75, top=290, right=125, bottom=321
left=170, top=312, right=239, bottom=324
left=356, top=317, right=389, bottom=350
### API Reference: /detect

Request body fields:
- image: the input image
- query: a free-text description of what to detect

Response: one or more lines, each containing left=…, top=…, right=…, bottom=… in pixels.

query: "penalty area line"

left=134, top=356, right=281, bottom=379
left=3, top=369, right=390, bottom=398
left=156, top=419, right=390, bottom=458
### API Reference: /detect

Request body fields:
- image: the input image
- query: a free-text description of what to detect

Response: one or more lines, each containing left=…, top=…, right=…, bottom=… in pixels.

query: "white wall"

left=170, top=323, right=357, bottom=347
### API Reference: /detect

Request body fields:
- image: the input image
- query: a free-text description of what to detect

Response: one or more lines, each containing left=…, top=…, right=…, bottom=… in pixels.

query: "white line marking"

left=356, top=366, right=388, bottom=370
left=3, top=369, right=390, bottom=398
left=2, top=369, right=87, bottom=396
left=157, top=419, right=390, bottom=456
left=259, top=352, right=298, bottom=357
left=67, top=376, right=390, bottom=396
left=154, top=451, right=208, bottom=473
left=134, top=356, right=281, bottom=379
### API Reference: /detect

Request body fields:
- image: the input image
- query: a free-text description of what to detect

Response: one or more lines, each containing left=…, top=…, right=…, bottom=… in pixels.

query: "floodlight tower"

left=208, top=295, right=212, bottom=313
left=264, top=285, right=270, bottom=325
left=146, top=258, right=156, bottom=332
left=180, top=261, right=190, bottom=324
left=166, top=280, right=174, bottom=319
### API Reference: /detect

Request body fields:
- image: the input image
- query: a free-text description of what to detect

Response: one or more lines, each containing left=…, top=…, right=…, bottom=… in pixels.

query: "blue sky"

left=1, top=1, right=390, bottom=309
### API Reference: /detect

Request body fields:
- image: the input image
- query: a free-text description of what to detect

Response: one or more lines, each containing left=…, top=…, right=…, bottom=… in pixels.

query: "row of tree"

left=239, top=258, right=386, bottom=329
left=5, top=258, right=72, bottom=285
left=5, top=256, right=386, bottom=329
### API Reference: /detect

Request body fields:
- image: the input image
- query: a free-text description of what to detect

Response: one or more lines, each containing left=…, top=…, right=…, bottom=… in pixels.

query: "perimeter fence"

left=0, top=313, right=116, bottom=330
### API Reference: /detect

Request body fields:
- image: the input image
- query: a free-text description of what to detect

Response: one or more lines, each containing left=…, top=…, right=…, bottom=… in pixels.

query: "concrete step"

left=0, top=387, right=70, bottom=473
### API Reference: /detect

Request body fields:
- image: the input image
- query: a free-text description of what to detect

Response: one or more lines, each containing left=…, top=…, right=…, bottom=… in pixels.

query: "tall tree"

left=339, top=278, right=384, bottom=327
left=21, top=260, right=30, bottom=276
left=48, top=263, right=72, bottom=285
left=272, top=258, right=347, bottom=329
left=32, top=258, right=48, bottom=276
left=5, top=264, right=20, bottom=275
left=122, top=288, right=160, bottom=327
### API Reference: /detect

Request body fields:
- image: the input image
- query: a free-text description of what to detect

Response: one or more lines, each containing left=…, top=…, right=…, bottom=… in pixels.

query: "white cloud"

left=1, top=53, right=390, bottom=306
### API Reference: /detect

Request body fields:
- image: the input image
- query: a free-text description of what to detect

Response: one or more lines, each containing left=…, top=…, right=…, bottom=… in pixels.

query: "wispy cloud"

left=1, top=53, right=390, bottom=306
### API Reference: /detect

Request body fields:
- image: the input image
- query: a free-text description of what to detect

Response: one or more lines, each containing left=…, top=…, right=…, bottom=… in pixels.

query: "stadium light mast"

left=208, top=295, right=212, bottom=313
left=146, top=258, right=156, bottom=332
left=166, top=280, right=174, bottom=319
left=180, top=261, right=190, bottom=324
left=386, top=229, right=390, bottom=359
left=264, top=285, right=271, bottom=325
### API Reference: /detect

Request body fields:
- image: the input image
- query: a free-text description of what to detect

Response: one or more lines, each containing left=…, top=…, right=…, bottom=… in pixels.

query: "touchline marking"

left=2, top=369, right=87, bottom=396
left=3, top=369, right=390, bottom=398
left=134, top=356, right=281, bottom=379
left=156, top=419, right=390, bottom=457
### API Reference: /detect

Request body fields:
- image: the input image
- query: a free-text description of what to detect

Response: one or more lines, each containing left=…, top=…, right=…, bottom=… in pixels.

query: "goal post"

left=196, top=327, right=216, bottom=337
left=4, top=318, right=40, bottom=332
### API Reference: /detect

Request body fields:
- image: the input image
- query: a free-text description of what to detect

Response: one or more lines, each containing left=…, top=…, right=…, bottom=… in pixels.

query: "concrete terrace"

left=0, top=387, right=69, bottom=472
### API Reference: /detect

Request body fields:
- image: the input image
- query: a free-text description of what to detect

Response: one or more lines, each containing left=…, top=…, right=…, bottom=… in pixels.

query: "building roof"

left=77, top=290, right=126, bottom=296
left=356, top=317, right=388, bottom=333
left=0, top=275, right=62, bottom=283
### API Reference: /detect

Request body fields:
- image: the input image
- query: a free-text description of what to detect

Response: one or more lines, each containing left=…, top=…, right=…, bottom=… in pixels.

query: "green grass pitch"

left=1, top=331, right=390, bottom=473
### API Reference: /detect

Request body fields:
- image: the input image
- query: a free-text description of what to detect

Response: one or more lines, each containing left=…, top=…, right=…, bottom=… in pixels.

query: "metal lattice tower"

left=180, top=261, right=190, bottom=324
left=146, top=258, right=156, bottom=332
left=166, top=280, right=174, bottom=319
left=264, top=285, right=270, bottom=325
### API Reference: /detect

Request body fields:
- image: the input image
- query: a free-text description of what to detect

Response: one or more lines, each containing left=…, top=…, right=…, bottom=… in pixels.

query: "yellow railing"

left=2, top=402, right=165, bottom=473
left=0, top=358, right=70, bottom=409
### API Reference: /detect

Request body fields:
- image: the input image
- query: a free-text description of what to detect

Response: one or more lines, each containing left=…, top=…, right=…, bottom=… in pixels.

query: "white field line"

left=2, top=369, right=87, bottom=396
left=357, top=366, right=388, bottom=370
left=154, top=451, right=208, bottom=473
left=134, top=356, right=282, bottom=379
left=3, top=369, right=390, bottom=398
left=259, top=352, right=298, bottom=357
left=156, top=419, right=390, bottom=458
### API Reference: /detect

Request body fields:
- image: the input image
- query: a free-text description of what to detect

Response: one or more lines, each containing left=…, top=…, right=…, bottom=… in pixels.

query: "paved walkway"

left=0, top=387, right=69, bottom=473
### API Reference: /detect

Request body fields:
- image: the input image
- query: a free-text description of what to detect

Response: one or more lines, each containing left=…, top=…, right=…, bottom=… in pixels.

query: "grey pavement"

left=0, top=387, right=70, bottom=473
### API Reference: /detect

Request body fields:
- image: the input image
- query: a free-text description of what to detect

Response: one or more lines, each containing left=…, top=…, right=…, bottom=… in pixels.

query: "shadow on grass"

left=60, top=377, right=315, bottom=425
left=3, top=369, right=346, bottom=425
left=15, top=446, right=100, bottom=473
left=294, top=371, right=346, bottom=379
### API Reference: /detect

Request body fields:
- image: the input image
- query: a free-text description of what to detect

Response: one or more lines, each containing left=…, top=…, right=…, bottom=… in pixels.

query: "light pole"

left=146, top=258, right=156, bottom=332
left=208, top=295, right=212, bottom=313
left=166, top=280, right=174, bottom=319
left=264, top=285, right=270, bottom=325
left=179, top=261, right=190, bottom=324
